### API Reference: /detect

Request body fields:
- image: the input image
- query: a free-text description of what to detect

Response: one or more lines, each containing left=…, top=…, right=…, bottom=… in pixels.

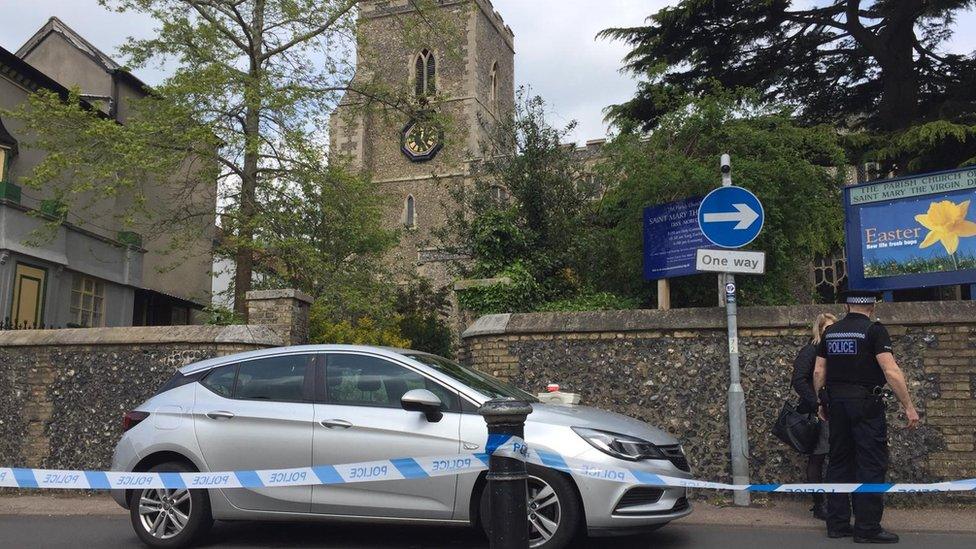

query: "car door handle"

left=320, top=419, right=353, bottom=429
left=206, top=411, right=235, bottom=420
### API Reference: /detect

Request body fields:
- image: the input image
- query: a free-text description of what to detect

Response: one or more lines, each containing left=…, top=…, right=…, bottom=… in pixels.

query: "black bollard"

left=479, top=398, right=533, bottom=549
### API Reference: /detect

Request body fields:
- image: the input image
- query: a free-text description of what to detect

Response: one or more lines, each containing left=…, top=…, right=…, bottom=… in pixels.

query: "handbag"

left=771, top=402, right=821, bottom=454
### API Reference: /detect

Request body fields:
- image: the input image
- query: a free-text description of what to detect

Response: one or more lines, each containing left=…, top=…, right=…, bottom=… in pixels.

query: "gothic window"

left=812, top=249, right=848, bottom=303
left=489, top=62, right=498, bottom=113
left=489, top=185, right=508, bottom=205
left=580, top=174, right=603, bottom=199
left=404, top=195, right=416, bottom=228
left=414, top=49, right=436, bottom=98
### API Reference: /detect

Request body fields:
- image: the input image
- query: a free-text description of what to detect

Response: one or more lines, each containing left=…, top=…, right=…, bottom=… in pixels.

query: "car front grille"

left=672, top=497, right=690, bottom=512
left=614, top=487, right=664, bottom=512
left=659, top=445, right=690, bottom=472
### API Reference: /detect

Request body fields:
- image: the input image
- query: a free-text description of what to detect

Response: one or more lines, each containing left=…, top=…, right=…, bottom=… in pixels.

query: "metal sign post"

left=718, top=154, right=751, bottom=506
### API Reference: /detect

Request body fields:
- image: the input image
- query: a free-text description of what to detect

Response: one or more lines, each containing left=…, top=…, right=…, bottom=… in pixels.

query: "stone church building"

left=327, top=0, right=877, bottom=307
left=329, top=0, right=516, bottom=290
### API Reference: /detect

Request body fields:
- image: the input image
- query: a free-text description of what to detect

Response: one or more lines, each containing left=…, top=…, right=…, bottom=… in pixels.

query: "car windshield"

left=405, top=352, right=537, bottom=402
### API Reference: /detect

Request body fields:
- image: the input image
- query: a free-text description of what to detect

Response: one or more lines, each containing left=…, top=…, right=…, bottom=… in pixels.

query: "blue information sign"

left=643, top=196, right=711, bottom=280
left=845, top=166, right=976, bottom=291
left=697, top=186, right=764, bottom=249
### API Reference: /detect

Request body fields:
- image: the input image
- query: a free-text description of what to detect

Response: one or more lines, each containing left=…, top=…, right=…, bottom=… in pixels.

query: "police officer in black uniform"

left=813, top=290, right=920, bottom=544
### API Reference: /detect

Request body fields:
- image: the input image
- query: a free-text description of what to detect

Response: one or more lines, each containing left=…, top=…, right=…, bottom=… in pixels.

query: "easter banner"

left=845, top=167, right=976, bottom=291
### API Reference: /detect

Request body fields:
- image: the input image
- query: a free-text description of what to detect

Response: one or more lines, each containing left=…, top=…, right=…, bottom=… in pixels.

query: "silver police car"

left=111, top=345, right=692, bottom=548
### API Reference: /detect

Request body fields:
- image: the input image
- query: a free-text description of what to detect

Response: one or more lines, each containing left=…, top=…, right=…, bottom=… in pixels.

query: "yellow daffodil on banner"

left=915, top=199, right=976, bottom=255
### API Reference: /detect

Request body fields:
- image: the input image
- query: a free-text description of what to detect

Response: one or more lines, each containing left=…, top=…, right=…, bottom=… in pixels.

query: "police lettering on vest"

left=816, top=313, right=892, bottom=387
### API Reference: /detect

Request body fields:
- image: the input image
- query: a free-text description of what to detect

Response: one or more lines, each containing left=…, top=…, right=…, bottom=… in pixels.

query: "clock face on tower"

left=400, top=118, right=444, bottom=162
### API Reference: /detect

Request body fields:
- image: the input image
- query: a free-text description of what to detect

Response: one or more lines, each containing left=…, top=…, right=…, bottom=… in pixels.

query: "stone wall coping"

left=244, top=289, right=313, bottom=304
left=0, top=325, right=284, bottom=347
left=463, top=313, right=512, bottom=338
left=454, top=277, right=511, bottom=291
left=461, top=301, right=976, bottom=338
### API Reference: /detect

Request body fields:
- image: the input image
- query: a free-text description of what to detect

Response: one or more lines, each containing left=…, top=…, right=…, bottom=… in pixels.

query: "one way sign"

left=697, top=186, right=764, bottom=248
left=702, top=203, right=760, bottom=230
left=696, top=249, right=766, bottom=275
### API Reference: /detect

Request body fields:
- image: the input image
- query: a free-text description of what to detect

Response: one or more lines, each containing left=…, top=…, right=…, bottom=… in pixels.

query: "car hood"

left=526, top=403, right=679, bottom=446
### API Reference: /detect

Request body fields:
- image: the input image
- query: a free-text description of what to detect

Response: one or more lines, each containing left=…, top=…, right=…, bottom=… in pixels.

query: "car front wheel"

left=128, top=461, right=213, bottom=548
left=480, top=464, right=582, bottom=549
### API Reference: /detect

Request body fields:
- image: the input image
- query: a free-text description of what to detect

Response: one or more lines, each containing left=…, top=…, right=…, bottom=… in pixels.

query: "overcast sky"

left=2, top=0, right=976, bottom=144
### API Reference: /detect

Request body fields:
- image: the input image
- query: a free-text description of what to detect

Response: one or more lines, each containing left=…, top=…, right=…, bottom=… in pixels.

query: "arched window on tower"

left=489, top=185, right=509, bottom=206
left=415, top=50, right=436, bottom=98
left=403, top=195, right=416, bottom=229
left=489, top=62, right=499, bottom=114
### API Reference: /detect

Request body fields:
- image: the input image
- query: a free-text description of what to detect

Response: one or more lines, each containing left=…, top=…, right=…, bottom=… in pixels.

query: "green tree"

left=594, top=93, right=847, bottom=306
left=600, top=1, right=976, bottom=173
left=394, top=277, right=455, bottom=357
left=5, top=0, right=448, bottom=319
left=438, top=91, right=631, bottom=314
left=252, top=161, right=397, bottom=304
left=308, top=307, right=410, bottom=348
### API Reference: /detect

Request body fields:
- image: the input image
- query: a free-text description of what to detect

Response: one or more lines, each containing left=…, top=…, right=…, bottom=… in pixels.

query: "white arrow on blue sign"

left=697, top=186, right=764, bottom=249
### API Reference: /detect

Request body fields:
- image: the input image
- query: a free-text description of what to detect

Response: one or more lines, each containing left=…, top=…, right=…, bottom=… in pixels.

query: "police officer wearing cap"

left=813, top=290, right=920, bottom=543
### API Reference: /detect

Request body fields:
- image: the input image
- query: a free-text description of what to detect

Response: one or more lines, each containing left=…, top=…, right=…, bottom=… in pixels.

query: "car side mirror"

left=401, top=389, right=443, bottom=423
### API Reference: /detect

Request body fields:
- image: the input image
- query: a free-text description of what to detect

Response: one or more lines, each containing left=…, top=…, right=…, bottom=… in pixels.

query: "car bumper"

left=110, top=436, right=139, bottom=509
left=571, top=450, right=694, bottom=534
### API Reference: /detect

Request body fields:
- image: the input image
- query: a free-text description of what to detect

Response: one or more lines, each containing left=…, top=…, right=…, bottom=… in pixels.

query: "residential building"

left=0, top=18, right=215, bottom=328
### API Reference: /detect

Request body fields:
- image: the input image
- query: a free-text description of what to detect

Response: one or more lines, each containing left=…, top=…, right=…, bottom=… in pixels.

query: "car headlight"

left=572, top=427, right=666, bottom=461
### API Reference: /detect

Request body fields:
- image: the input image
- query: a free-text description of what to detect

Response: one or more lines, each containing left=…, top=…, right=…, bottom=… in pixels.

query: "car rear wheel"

left=129, top=461, right=213, bottom=548
left=480, top=464, right=582, bottom=549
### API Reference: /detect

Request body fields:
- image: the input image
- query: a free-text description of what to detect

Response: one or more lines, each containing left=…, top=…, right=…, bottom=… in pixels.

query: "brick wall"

left=460, top=303, right=976, bottom=498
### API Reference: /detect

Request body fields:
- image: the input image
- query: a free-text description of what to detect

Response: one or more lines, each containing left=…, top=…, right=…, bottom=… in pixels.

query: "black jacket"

left=791, top=342, right=819, bottom=414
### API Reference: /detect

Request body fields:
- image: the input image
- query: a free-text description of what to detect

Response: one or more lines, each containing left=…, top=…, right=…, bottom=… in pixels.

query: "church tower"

left=330, top=0, right=515, bottom=286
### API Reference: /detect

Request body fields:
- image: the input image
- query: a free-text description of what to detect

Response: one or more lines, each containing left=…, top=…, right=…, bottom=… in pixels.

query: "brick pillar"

left=245, top=289, right=313, bottom=346
left=923, top=325, right=976, bottom=479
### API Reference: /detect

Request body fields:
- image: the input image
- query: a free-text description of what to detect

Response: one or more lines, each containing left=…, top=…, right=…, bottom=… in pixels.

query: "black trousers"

left=825, top=396, right=888, bottom=535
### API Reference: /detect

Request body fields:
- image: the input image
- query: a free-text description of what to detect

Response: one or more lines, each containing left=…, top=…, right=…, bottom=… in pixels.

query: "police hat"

left=839, top=289, right=882, bottom=305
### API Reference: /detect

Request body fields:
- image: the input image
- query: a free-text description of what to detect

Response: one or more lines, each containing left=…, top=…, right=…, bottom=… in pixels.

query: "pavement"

left=1, top=495, right=975, bottom=548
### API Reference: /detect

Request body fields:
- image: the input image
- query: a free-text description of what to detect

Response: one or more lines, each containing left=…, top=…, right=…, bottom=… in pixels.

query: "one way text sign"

left=696, top=249, right=766, bottom=275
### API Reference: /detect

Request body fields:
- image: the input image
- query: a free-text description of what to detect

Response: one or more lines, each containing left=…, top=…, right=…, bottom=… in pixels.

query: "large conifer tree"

left=601, top=1, right=976, bottom=172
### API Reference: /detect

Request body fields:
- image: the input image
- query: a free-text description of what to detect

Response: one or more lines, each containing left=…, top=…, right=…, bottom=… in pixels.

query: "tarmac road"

left=2, top=515, right=976, bottom=549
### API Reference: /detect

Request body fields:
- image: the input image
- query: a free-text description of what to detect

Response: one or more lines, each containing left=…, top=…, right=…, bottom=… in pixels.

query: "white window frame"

left=0, top=146, right=10, bottom=183
left=71, top=275, right=105, bottom=327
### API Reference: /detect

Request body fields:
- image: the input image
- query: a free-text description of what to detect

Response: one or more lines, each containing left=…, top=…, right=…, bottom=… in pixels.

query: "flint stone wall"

left=0, top=325, right=281, bottom=472
left=460, top=302, right=976, bottom=502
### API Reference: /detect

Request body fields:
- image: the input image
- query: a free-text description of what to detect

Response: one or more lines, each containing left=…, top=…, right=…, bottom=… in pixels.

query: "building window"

left=489, top=62, right=499, bottom=113
left=404, top=195, right=416, bottom=228
left=71, top=275, right=105, bottom=327
left=0, top=146, right=10, bottom=183
left=489, top=185, right=508, bottom=205
left=580, top=174, right=604, bottom=199
left=171, top=306, right=190, bottom=325
left=414, top=49, right=436, bottom=98
left=0, top=115, right=18, bottom=183
left=812, top=249, right=847, bottom=303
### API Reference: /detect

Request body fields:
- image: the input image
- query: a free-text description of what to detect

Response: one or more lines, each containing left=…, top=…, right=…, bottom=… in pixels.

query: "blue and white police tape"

left=1, top=435, right=974, bottom=494
left=0, top=451, right=493, bottom=491
left=488, top=435, right=976, bottom=494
